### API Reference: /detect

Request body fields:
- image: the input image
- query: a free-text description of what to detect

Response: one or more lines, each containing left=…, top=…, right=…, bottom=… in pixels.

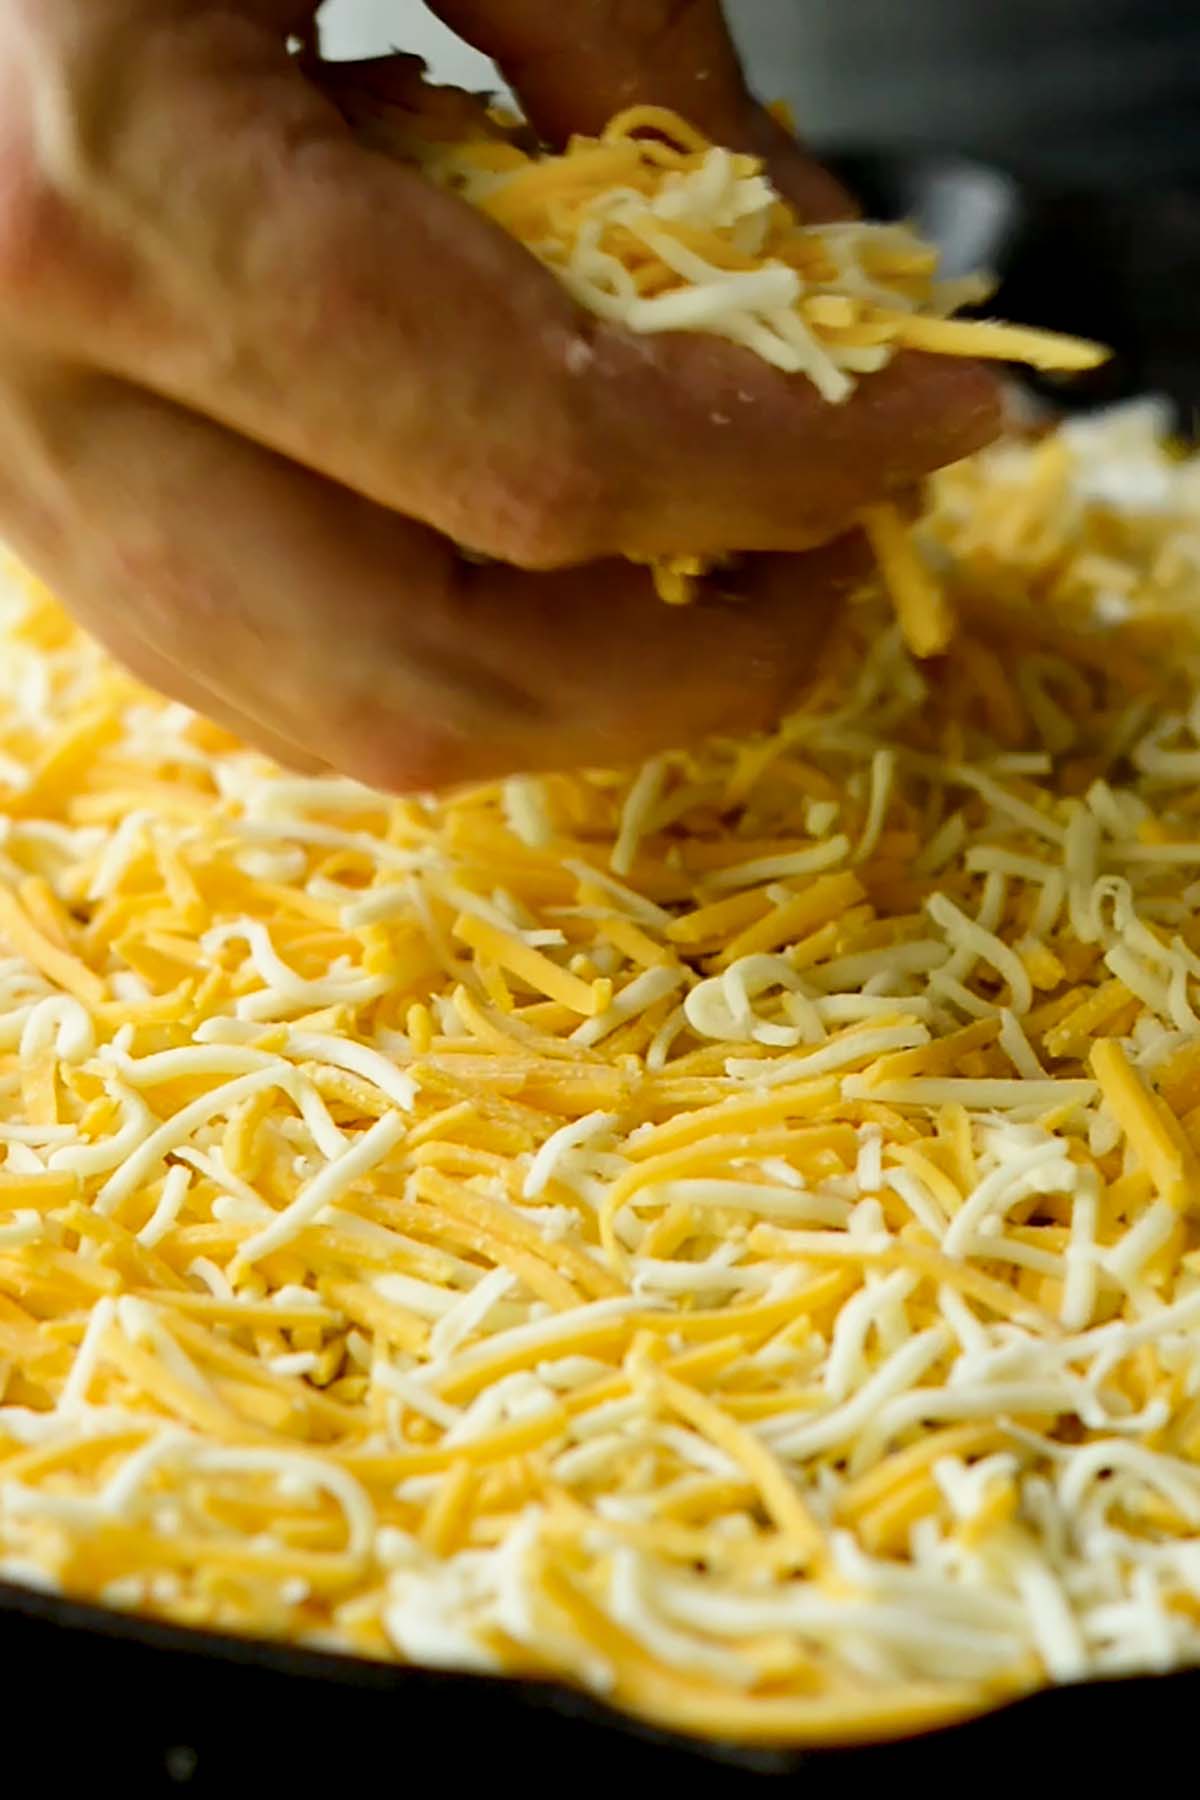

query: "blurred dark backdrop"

left=827, top=151, right=1200, bottom=428
left=731, top=0, right=1200, bottom=189
left=724, top=0, right=1200, bottom=426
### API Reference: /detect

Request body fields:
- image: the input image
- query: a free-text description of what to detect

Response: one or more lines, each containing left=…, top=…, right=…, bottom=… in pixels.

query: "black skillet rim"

left=4, top=1569, right=1200, bottom=1784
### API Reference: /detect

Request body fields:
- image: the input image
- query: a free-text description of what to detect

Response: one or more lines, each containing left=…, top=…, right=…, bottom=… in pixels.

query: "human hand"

left=0, top=2, right=1000, bottom=787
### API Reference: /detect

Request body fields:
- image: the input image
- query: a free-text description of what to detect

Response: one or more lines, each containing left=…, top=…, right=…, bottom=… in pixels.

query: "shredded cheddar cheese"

left=364, top=99, right=1108, bottom=651
left=2, top=399, right=1200, bottom=1744
left=407, top=106, right=1104, bottom=395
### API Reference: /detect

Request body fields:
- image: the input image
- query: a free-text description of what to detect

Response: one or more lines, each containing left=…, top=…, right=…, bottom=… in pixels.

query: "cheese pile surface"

left=3, top=404, right=1200, bottom=1745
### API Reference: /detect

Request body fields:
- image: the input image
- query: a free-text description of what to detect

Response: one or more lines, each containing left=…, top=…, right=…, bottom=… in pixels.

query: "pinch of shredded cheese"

left=369, top=100, right=1107, bottom=653
left=3, top=402, right=1200, bottom=1745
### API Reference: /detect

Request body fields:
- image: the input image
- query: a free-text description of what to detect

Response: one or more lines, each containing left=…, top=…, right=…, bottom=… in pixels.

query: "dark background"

left=749, top=0, right=1200, bottom=425
left=731, top=0, right=1200, bottom=190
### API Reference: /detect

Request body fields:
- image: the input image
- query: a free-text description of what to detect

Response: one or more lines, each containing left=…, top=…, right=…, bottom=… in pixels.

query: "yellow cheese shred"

left=1090, top=1039, right=1200, bottom=1211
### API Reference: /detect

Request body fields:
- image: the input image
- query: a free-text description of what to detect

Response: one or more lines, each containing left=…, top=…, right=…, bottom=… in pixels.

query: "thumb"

left=425, top=0, right=853, bottom=219
left=313, top=54, right=509, bottom=151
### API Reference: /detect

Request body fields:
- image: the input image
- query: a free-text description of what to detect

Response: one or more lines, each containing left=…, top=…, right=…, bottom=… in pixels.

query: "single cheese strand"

left=1091, top=1039, right=1200, bottom=1212
left=0, top=885, right=106, bottom=1008
left=93, top=1067, right=306, bottom=1215
left=644, top=1367, right=825, bottom=1560
left=238, top=1112, right=407, bottom=1263
left=883, top=314, right=1109, bottom=370
left=453, top=912, right=611, bottom=1016
left=861, top=506, right=955, bottom=659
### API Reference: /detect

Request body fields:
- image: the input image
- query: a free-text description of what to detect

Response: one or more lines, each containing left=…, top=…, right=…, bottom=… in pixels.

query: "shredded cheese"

left=0, top=119, right=1197, bottom=1751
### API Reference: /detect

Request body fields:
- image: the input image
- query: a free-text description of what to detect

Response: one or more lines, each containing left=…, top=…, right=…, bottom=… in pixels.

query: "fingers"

left=432, top=541, right=864, bottom=782
left=0, top=364, right=854, bottom=791
left=586, top=338, right=1002, bottom=559
left=311, top=59, right=997, bottom=553
left=4, top=13, right=997, bottom=580
left=424, top=0, right=853, bottom=219
left=88, top=627, right=332, bottom=775
left=314, top=55, right=508, bottom=150
left=2, top=13, right=607, bottom=564
left=311, top=56, right=1000, bottom=557
left=425, top=0, right=748, bottom=139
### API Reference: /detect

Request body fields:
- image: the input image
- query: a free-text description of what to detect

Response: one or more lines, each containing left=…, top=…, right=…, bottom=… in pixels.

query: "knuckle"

left=0, top=134, right=62, bottom=310
left=478, top=444, right=612, bottom=572
left=0, top=18, right=60, bottom=310
left=454, top=332, right=619, bottom=570
left=0, top=18, right=144, bottom=333
left=0, top=90, right=95, bottom=329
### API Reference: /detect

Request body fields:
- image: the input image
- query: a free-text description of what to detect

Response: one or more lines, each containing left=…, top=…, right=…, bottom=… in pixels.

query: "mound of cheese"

left=426, top=105, right=1103, bottom=372
left=3, top=402, right=1200, bottom=1745
left=345, top=95, right=1106, bottom=638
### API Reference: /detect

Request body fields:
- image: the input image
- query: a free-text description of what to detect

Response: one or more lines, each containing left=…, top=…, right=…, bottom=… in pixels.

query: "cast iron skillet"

left=3, top=1570, right=1200, bottom=1790
left=4, top=157, right=1199, bottom=1792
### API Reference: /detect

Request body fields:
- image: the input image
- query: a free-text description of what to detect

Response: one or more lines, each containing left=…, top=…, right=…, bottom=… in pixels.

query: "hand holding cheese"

left=0, top=0, right=1000, bottom=785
